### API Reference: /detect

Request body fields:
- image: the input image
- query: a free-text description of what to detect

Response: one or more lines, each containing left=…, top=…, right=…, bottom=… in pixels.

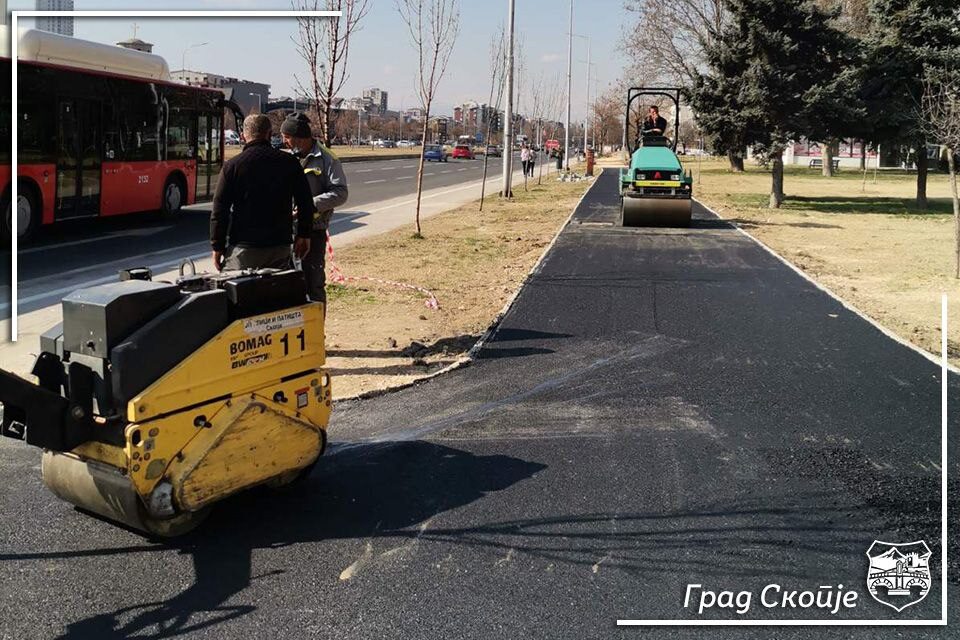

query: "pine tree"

left=693, top=0, right=853, bottom=206
left=861, top=0, right=960, bottom=209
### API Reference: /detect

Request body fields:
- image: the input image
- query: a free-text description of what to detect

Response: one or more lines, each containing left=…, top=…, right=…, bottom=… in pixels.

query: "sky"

left=8, top=0, right=628, bottom=120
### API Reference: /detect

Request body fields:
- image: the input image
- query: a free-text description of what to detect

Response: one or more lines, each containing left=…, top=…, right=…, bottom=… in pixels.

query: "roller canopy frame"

left=626, top=87, right=682, bottom=154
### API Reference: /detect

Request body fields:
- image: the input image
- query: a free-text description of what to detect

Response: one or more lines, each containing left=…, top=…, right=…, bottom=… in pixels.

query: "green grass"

left=325, top=283, right=378, bottom=304
left=700, top=163, right=946, bottom=183
left=726, top=192, right=954, bottom=217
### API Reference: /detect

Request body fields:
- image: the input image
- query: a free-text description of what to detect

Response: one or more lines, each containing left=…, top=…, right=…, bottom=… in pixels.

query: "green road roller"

left=619, top=87, right=694, bottom=227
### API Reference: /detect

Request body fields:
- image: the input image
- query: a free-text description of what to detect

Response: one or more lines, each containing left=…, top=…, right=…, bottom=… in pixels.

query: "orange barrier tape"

left=325, top=230, right=440, bottom=309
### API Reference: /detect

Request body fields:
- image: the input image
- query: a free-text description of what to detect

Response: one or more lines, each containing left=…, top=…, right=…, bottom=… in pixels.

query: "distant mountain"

left=875, top=547, right=907, bottom=561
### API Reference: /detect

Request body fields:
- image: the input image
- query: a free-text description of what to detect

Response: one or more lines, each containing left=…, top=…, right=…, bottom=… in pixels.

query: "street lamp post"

left=502, top=0, right=516, bottom=198
left=249, top=92, right=263, bottom=114
left=181, top=42, right=208, bottom=77
left=573, top=35, right=592, bottom=152
left=564, top=0, right=573, bottom=171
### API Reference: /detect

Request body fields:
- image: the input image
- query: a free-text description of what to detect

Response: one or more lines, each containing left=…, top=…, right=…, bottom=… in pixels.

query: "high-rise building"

left=362, top=87, right=388, bottom=115
left=36, top=0, right=74, bottom=36
left=0, top=1, right=8, bottom=26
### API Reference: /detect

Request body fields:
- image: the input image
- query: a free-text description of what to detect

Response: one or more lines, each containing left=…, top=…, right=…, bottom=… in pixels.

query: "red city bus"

left=0, top=27, right=242, bottom=242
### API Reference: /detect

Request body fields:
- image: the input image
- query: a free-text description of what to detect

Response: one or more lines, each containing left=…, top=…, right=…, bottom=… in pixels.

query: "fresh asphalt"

left=4, top=153, right=522, bottom=314
left=0, top=168, right=956, bottom=639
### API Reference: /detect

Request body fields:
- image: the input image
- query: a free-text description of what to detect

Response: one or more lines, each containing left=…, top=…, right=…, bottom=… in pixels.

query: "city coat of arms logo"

left=865, top=540, right=932, bottom=612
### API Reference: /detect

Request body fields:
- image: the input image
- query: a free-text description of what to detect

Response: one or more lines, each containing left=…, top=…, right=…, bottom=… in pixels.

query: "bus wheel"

left=3, top=186, right=39, bottom=244
left=161, top=177, right=185, bottom=218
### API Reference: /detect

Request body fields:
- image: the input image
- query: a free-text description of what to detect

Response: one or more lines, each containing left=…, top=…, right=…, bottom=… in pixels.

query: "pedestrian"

left=556, top=146, right=564, bottom=170
left=210, top=114, right=314, bottom=271
left=280, top=112, right=349, bottom=304
left=520, top=144, right=531, bottom=177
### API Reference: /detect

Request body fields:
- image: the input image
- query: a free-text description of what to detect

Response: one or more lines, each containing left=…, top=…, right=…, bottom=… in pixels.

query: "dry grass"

left=325, top=174, right=591, bottom=399
left=690, top=158, right=960, bottom=363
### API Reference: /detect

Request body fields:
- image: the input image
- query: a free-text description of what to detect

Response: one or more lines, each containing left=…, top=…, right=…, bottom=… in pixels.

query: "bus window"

left=209, top=113, right=222, bottom=193
left=121, top=84, right=163, bottom=162
left=167, top=107, right=195, bottom=160
left=0, top=83, right=9, bottom=167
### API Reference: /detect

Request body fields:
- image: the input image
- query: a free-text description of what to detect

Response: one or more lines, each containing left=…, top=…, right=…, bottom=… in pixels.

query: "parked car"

left=424, top=144, right=448, bottom=162
left=485, top=145, right=502, bottom=157
left=452, top=144, right=474, bottom=160
left=224, top=130, right=241, bottom=145
left=397, top=139, right=415, bottom=147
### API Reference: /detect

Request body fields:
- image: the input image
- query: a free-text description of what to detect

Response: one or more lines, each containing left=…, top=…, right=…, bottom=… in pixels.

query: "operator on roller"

left=210, top=114, right=315, bottom=271
left=280, top=112, right=349, bottom=304
left=641, top=105, right=668, bottom=137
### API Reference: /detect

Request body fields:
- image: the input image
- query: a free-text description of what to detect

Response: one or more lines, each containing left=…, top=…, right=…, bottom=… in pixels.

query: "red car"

left=452, top=144, right=474, bottom=159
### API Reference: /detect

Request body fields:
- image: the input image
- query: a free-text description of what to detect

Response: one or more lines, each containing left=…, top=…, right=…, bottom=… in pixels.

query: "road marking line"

left=364, top=179, right=387, bottom=184
left=19, top=226, right=173, bottom=255
left=402, top=164, right=416, bottom=169
left=356, top=169, right=373, bottom=173
left=441, top=170, right=452, bottom=174
left=457, top=168, right=466, bottom=171
left=395, top=176, right=412, bottom=180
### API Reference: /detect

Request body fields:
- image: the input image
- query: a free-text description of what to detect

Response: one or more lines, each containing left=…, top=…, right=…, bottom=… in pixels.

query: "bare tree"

left=293, top=0, right=370, bottom=146
left=621, top=0, right=727, bottom=89
left=920, top=69, right=960, bottom=277
left=538, top=73, right=565, bottom=181
left=397, top=0, right=460, bottom=236
left=479, top=26, right=507, bottom=211
left=527, top=72, right=546, bottom=185
left=591, top=86, right=622, bottom=152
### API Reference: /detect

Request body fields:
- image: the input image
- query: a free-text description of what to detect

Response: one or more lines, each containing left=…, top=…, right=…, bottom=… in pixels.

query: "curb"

left=339, top=153, right=421, bottom=163
left=333, top=173, right=602, bottom=405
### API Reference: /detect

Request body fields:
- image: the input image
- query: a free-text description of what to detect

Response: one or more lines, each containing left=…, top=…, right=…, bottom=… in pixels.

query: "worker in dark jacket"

left=641, top=105, right=668, bottom=137
left=280, top=112, right=349, bottom=304
left=210, top=114, right=314, bottom=271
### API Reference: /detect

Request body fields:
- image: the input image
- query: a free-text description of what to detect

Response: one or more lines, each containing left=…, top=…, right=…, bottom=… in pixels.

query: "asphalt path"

left=0, top=168, right=956, bottom=639
left=2, top=153, right=522, bottom=314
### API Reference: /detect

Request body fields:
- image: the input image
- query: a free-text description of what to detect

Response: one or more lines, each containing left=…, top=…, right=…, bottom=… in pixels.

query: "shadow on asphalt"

left=51, top=441, right=544, bottom=639
left=11, top=439, right=952, bottom=636
left=327, top=334, right=480, bottom=360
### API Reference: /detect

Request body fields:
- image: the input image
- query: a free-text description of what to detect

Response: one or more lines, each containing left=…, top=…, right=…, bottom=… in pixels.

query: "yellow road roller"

left=0, top=268, right=331, bottom=536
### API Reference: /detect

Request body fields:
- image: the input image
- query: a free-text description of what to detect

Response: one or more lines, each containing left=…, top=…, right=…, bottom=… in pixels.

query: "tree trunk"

left=822, top=139, right=835, bottom=177
left=414, top=117, right=430, bottom=237
left=916, top=139, right=928, bottom=210
left=859, top=141, right=867, bottom=171
left=727, top=149, right=744, bottom=173
left=949, top=148, right=959, bottom=279
left=769, top=150, right=785, bottom=209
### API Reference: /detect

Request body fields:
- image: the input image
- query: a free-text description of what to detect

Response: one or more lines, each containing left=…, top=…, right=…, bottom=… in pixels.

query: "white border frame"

left=4, top=13, right=949, bottom=630
left=9, top=9, right=340, bottom=341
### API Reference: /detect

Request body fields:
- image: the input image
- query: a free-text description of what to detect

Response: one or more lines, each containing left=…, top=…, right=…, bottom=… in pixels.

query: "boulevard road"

left=4, top=152, right=526, bottom=315
left=0, top=169, right=956, bottom=639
